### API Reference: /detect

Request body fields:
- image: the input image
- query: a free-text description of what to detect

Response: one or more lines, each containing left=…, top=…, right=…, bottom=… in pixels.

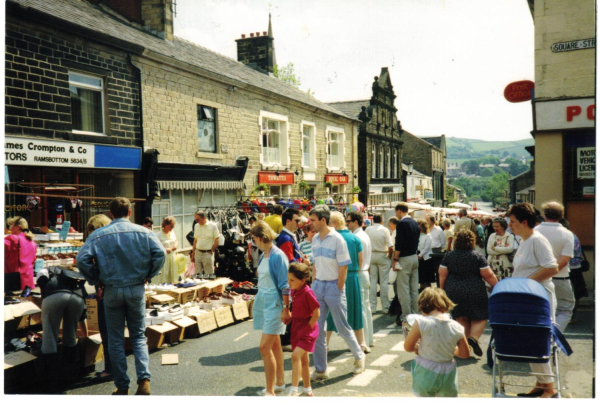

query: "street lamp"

left=408, top=161, right=414, bottom=175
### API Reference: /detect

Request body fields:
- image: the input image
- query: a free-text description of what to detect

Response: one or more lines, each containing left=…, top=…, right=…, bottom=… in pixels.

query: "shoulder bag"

left=580, top=247, right=590, bottom=272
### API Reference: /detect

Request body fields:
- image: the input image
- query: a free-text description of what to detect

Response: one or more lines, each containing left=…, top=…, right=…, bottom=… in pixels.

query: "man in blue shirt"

left=77, top=197, right=165, bottom=395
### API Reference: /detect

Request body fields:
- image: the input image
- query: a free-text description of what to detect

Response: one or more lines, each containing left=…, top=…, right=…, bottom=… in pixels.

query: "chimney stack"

left=141, top=0, right=174, bottom=41
left=235, top=13, right=277, bottom=75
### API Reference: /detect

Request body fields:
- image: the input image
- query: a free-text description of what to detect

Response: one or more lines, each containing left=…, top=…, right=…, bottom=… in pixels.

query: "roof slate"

left=10, top=0, right=355, bottom=121
left=421, top=136, right=442, bottom=149
left=327, top=100, right=370, bottom=119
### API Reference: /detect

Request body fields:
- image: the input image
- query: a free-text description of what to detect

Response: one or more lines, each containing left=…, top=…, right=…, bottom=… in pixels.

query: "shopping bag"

left=176, top=254, right=187, bottom=275
left=185, top=261, right=196, bottom=278
left=388, top=269, right=398, bottom=284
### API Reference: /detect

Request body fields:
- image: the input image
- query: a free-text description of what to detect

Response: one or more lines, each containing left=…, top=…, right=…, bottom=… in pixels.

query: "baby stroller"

left=488, top=278, right=572, bottom=397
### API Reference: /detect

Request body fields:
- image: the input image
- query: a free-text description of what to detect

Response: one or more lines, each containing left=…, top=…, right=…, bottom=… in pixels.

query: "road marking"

left=371, top=354, right=398, bottom=367
left=340, top=389, right=358, bottom=393
left=391, top=340, right=406, bottom=352
left=374, top=329, right=395, bottom=337
left=234, top=332, right=248, bottom=341
left=330, top=352, right=353, bottom=364
left=347, top=369, right=381, bottom=386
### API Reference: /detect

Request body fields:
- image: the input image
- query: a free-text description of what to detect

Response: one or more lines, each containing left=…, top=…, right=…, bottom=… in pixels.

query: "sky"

left=173, top=0, right=535, bottom=142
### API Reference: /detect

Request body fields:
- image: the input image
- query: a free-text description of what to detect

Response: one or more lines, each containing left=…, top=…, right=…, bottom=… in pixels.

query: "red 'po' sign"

left=504, top=80, right=535, bottom=103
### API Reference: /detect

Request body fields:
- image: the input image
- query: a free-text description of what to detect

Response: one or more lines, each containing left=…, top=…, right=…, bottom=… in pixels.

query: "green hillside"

left=446, top=137, right=534, bottom=163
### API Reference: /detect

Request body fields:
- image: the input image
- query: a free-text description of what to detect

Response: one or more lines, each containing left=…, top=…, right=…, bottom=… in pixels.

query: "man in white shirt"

left=309, top=206, right=365, bottom=380
left=428, top=216, right=446, bottom=286
left=192, top=211, right=220, bottom=279
left=365, top=213, right=393, bottom=314
left=535, top=202, right=575, bottom=333
left=347, top=211, right=373, bottom=351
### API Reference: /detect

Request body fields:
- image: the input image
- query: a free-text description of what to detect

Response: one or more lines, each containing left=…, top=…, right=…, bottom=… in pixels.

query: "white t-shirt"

left=312, top=229, right=352, bottom=281
left=194, top=221, right=220, bottom=250
left=365, top=223, right=393, bottom=253
left=411, top=314, right=464, bottom=363
left=512, top=231, right=558, bottom=287
left=535, top=222, right=574, bottom=278
left=430, top=225, right=446, bottom=249
left=353, top=228, right=372, bottom=271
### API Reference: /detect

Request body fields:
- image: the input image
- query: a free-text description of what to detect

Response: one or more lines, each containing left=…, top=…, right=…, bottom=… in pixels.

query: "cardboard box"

left=214, top=305, right=234, bottom=328
left=4, top=300, right=42, bottom=331
left=163, top=287, right=197, bottom=304
left=29, top=312, right=42, bottom=326
left=148, top=293, right=175, bottom=306
left=172, top=316, right=200, bottom=339
left=85, top=298, right=99, bottom=331
left=146, top=322, right=180, bottom=349
left=196, top=278, right=234, bottom=300
left=79, top=332, right=104, bottom=368
left=232, top=302, right=250, bottom=321
left=246, top=299, right=254, bottom=318
left=4, top=350, right=37, bottom=370
left=192, top=310, right=218, bottom=334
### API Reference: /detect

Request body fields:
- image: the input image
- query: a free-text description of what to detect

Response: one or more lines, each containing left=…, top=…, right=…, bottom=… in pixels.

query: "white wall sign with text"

left=535, top=98, right=595, bottom=131
left=5, top=137, right=95, bottom=167
left=577, top=147, right=595, bottom=179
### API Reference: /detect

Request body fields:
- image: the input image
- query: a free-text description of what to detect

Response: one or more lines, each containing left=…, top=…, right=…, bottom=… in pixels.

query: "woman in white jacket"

left=417, top=219, right=434, bottom=290
left=486, top=218, right=515, bottom=282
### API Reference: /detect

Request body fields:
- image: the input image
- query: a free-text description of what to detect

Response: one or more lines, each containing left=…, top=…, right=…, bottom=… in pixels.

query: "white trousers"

left=358, top=270, right=374, bottom=347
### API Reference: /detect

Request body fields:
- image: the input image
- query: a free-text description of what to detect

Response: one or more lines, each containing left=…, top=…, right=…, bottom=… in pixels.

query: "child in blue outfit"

left=404, top=287, right=470, bottom=397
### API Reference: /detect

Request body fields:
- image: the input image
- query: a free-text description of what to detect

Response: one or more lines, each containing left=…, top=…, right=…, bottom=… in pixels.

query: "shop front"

left=533, top=97, right=595, bottom=246
left=324, top=173, right=349, bottom=200
left=257, top=171, right=295, bottom=197
left=4, top=136, right=141, bottom=233
left=149, top=157, right=249, bottom=250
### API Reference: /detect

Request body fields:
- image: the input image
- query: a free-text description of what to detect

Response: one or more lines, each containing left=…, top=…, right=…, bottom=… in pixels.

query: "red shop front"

left=258, top=172, right=295, bottom=196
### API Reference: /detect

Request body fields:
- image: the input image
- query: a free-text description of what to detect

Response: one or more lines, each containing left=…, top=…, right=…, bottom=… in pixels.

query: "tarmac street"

left=15, top=297, right=592, bottom=397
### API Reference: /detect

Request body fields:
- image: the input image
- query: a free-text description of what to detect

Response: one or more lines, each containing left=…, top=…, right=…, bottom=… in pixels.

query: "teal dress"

left=326, top=229, right=363, bottom=331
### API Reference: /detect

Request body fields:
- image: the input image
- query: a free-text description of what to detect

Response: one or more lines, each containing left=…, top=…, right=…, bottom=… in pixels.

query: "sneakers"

left=361, top=345, right=372, bottom=354
left=257, top=383, right=286, bottom=396
left=285, top=387, right=301, bottom=396
left=311, top=370, right=329, bottom=381
left=112, top=388, right=129, bottom=395
left=158, top=303, right=170, bottom=312
left=135, top=379, right=150, bottom=395
left=169, top=304, right=181, bottom=313
left=353, top=355, right=365, bottom=375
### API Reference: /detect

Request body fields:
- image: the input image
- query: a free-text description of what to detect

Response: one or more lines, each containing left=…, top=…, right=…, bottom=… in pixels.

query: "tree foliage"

left=273, top=62, right=315, bottom=96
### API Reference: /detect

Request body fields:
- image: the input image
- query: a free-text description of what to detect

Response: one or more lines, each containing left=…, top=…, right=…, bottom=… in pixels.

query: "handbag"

left=186, top=230, right=195, bottom=246
left=507, top=234, right=519, bottom=263
left=580, top=247, right=590, bottom=272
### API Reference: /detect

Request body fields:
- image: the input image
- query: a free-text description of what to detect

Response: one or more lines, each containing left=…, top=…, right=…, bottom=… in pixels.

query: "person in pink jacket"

left=4, top=216, right=37, bottom=294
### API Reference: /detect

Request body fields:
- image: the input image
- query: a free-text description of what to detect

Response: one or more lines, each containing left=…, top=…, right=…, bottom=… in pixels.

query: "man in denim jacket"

left=77, top=197, right=165, bottom=395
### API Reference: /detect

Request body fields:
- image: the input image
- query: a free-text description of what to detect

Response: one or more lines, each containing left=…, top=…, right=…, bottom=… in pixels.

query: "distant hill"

left=446, top=137, right=534, bottom=164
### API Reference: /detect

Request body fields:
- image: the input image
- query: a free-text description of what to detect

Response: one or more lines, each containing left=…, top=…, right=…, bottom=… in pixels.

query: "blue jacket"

left=275, top=229, right=302, bottom=262
left=76, top=218, right=166, bottom=287
left=259, top=245, right=290, bottom=300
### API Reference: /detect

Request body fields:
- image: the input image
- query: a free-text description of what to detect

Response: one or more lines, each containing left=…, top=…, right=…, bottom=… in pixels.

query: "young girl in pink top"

left=288, top=262, right=320, bottom=396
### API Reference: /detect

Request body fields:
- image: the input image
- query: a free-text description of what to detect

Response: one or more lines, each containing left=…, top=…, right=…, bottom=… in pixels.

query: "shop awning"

left=157, top=181, right=244, bottom=190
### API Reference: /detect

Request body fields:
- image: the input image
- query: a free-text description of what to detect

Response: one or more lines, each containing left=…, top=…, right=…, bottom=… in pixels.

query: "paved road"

left=18, top=299, right=592, bottom=398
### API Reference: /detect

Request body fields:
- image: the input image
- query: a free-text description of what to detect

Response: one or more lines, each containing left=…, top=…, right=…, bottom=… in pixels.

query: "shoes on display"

left=148, top=309, right=159, bottom=317
left=169, top=304, right=181, bottom=313
left=158, top=303, right=170, bottom=312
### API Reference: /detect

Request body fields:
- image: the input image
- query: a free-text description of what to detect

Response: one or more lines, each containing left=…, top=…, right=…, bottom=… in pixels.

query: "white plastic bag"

left=388, top=268, right=398, bottom=284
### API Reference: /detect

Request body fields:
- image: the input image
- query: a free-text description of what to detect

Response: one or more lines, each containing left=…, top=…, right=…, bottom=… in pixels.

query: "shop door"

left=151, top=201, right=170, bottom=232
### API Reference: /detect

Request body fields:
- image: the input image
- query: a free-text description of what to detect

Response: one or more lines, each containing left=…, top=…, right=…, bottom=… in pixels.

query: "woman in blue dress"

left=250, top=221, right=291, bottom=396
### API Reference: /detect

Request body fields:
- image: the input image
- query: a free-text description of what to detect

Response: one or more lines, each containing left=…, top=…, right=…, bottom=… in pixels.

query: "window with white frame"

left=301, top=122, right=316, bottom=169
left=197, top=105, right=217, bottom=153
left=69, top=71, right=105, bottom=135
left=260, top=111, right=289, bottom=168
left=371, top=144, right=376, bottom=178
left=326, top=126, right=344, bottom=171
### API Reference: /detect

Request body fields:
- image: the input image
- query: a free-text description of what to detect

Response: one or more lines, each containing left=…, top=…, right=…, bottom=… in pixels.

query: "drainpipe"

left=127, top=52, right=149, bottom=220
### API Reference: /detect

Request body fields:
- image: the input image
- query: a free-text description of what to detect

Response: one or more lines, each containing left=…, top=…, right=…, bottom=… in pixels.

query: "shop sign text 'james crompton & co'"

left=5, top=137, right=94, bottom=167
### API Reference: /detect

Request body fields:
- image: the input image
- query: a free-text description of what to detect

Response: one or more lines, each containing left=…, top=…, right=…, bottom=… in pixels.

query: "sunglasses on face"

left=346, top=220, right=353, bottom=223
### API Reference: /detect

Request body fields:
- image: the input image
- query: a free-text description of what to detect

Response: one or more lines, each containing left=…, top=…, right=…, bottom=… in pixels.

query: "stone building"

left=328, top=68, right=404, bottom=206
left=508, top=146, right=535, bottom=204
left=4, top=0, right=146, bottom=232
left=7, top=0, right=358, bottom=247
left=401, top=133, right=447, bottom=206
left=531, top=0, right=595, bottom=248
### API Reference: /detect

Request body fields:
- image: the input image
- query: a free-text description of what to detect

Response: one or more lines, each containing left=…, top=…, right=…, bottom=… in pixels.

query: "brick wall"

left=141, top=0, right=173, bottom=41
left=534, top=0, right=595, bottom=99
left=138, top=59, right=356, bottom=192
left=5, top=19, right=141, bottom=147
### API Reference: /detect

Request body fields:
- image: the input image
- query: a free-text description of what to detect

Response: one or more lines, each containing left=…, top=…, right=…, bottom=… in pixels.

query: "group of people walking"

left=5, top=196, right=587, bottom=397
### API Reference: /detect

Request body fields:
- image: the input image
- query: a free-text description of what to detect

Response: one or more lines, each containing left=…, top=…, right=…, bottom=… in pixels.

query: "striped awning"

left=157, top=181, right=244, bottom=190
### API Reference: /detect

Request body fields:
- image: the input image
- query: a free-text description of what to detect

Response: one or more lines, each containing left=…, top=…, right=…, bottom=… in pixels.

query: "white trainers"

left=256, top=384, right=286, bottom=396
left=285, top=387, right=301, bottom=396
left=310, top=370, right=329, bottom=381
left=353, top=355, right=365, bottom=375
left=361, top=345, right=371, bottom=354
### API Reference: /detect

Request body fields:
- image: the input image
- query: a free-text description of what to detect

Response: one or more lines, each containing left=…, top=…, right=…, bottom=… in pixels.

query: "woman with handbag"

left=4, top=216, right=37, bottom=295
left=486, top=218, right=515, bottom=282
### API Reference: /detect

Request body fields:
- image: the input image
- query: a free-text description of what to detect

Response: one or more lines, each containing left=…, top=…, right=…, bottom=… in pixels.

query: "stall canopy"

left=448, top=202, right=473, bottom=209
left=154, top=157, right=248, bottom=191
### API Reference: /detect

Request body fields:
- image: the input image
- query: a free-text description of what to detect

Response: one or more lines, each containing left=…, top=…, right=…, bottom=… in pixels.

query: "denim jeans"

left=103, top=284, right=150, bottom=390
left=97, top=297, right=112, bottom=373
left=312, top=279, right=363, bottom=373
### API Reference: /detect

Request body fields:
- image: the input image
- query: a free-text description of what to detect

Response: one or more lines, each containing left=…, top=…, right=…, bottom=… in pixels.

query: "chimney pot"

left=241, top=34, right=246, bottom=38
left=263, top=31, right=267, bottom=35
left=256, top=32, right=260, bottom=36
left=250, top=33, right=254, bottom=37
